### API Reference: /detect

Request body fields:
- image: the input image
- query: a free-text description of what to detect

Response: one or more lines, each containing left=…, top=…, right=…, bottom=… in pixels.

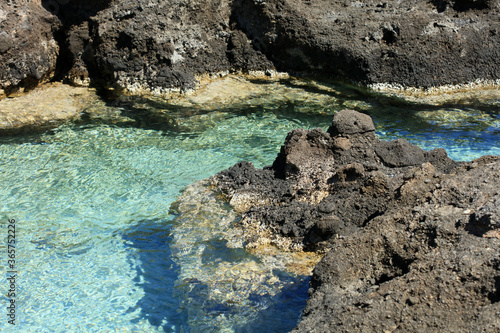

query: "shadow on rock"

left=211, top=109, right=500, bottom=332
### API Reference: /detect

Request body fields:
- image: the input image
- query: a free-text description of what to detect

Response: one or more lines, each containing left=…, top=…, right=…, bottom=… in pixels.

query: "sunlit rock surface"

left=0, top=0, right=60, bottom=97
left=211, top=109, right=500, bottom=332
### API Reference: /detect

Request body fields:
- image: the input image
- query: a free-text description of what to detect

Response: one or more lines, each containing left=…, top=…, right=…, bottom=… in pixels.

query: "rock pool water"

left=0, top=78, right=499, bottom=332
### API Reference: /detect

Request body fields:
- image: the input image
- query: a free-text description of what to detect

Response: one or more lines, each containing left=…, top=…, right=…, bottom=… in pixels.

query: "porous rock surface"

left=85, top=0, right=273, bottom=92
left=70, top=0, right=500, bottom=90
left=233, top=0, right=500, bottom=87
left=211, top=109, right=500, bottom=332
left=0, top=0, right=60, bottom=97
left=2, top=0, right=500, bottom=95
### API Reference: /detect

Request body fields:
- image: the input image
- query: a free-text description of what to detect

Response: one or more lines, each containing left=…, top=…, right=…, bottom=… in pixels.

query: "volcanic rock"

left=211, top=109, right=500, bottom=331
left=232, top=0, right=500, bottom=87
left=0, top=0, right=60, bottom=97
left=3, top=0, right=500, bottom=94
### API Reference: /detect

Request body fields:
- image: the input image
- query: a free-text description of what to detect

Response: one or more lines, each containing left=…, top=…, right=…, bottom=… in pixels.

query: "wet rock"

left=211, top=109, right=500, bottom=331
left=168, top=180, right=323, bottom=330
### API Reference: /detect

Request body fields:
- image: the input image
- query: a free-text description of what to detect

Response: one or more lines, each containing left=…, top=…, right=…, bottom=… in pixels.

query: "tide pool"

left=0, top=78, right=499, bottom=332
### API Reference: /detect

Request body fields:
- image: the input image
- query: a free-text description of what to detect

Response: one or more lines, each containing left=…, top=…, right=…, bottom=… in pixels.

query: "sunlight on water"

left=0, top=116, right=321, bottom=332
left=0, top=78, right=498, bottom=332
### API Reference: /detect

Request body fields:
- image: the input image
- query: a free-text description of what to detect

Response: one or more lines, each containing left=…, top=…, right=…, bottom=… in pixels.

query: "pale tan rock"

left=0, top=83, right=97, bottom=133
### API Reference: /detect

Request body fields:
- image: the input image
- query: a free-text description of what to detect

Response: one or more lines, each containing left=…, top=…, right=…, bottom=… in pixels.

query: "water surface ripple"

left=0, top=79, right=498, bottom=332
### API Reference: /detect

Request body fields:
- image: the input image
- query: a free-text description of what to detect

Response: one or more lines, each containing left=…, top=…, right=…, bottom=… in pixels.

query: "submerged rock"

left=0, top=83, right=100, bottom=135
left=211, top=109, right=500, bottom=331
left=168, top=180, right=323, bottom=331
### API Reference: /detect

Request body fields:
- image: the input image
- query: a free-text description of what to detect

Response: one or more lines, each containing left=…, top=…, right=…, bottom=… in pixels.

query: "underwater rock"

left=211, top=109, right=500, bottom=331
left=0, top=83, right=100, bottom=135
left=169, top=180, right=322, bottom=331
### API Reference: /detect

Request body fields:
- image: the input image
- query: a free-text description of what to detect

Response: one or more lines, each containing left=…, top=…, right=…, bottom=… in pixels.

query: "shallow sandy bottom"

left=0, top=83, right=99, bottom=133
left=1, top=75, right=499, bottom=137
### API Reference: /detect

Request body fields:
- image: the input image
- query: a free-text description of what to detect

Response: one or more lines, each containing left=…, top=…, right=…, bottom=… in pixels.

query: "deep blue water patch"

left=236, top=276, right=310, bottom=333
left=122, top=219, right=190, bottom=332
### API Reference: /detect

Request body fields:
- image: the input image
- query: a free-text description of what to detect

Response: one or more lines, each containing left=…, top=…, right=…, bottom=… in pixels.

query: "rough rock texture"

left=211, top=110, right=500, bottom=332
left=85, top=0, right=273, bottom=92
left=44, top=0, right=115, bottom=87
left=232, top=0, right=500, bottom=87
left=0, top=0, right=60, bottom=97
left=82, top=0, right=500, bottom=90
left=3, top=0, right=499, bottom=95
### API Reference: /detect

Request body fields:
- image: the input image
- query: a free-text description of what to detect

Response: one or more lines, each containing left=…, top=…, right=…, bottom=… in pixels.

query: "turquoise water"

left=0, top=81, right=499, bottom=332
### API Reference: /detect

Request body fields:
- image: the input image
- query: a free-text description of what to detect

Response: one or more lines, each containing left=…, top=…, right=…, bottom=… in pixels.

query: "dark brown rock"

left=210, top=109, right=500, bottom=332
left=232, top=0, right=500, bottom=87
left=375, top=138, right=427, bottom=167
left=327, top=109, right=376, bottom=136
left=85, top=0, right=273, bottom=92
left=4, top=0, right=499, bottom=94
left=0, top=0, right=60, bottom=96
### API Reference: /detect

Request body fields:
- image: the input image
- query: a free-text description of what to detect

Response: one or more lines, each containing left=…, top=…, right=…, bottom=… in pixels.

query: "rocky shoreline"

left=1, top=1, right=499, bottom=331
left=211, top=109, right=500, bottom=332
left=1, top=0, right=500, bottom=97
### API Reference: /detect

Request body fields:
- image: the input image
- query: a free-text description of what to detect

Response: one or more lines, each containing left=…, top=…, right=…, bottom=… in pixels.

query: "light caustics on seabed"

left=0, top=79, right=499, bottom=332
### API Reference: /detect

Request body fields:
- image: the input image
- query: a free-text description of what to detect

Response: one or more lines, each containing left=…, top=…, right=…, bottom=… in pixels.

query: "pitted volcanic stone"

left=375, top=139, right=426, bottom=167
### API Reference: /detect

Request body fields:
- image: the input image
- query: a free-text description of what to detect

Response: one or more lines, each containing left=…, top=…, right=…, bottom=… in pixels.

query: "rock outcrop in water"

left=1, top=0, right=500, bottom=95
left=211, top=110, right=500, bottom=332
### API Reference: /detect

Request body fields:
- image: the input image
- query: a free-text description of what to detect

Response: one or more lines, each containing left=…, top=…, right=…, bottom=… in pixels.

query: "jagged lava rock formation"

left=211, top=109, right=500, bottom=332
left=2, top=0, right=500, bottom=95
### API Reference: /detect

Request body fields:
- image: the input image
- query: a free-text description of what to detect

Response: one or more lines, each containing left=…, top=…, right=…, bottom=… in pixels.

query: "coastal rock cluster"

left=211, top=109, right=500, bottom=332
left=1, top=0, right=500, bottom=95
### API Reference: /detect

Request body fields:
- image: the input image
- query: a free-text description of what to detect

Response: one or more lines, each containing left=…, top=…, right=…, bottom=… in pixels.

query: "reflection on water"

left=0, top=77, right=498, bottom=332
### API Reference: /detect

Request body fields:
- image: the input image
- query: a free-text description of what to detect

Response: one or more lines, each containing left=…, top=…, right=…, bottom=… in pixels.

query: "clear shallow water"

left=0, top=79, right=499, bottom=332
